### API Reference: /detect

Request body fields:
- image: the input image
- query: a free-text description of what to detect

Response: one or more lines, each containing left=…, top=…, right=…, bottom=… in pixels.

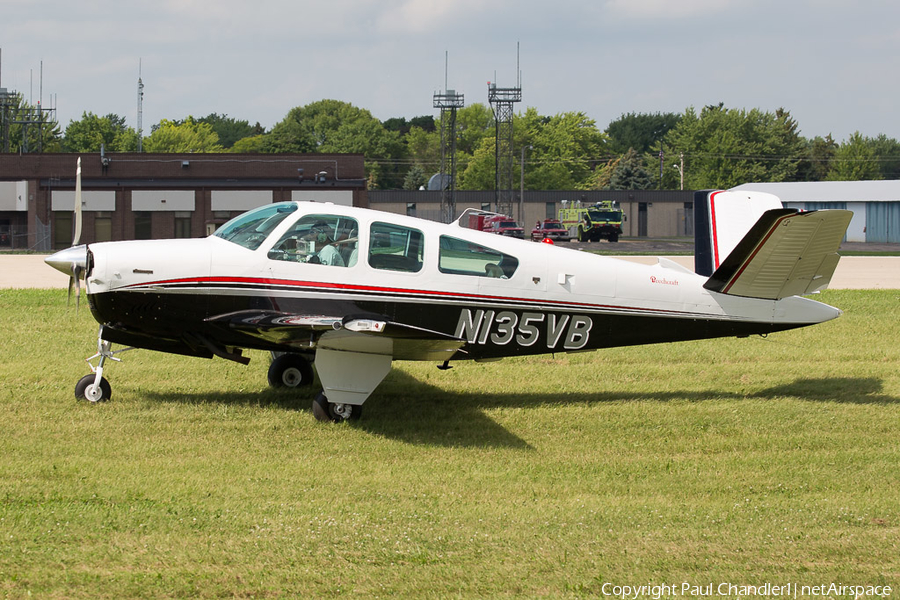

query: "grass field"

left=1, top=289, right=898, bottom=598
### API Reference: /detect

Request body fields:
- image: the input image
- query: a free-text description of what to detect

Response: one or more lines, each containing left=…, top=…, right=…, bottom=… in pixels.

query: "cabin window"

left=368, top=222, right=423, bottom=273
left=267, top=214, right=358, bottom=267
left=215, top=202, right=298, bottom=250
left=438, top=236, right=518, bottom=279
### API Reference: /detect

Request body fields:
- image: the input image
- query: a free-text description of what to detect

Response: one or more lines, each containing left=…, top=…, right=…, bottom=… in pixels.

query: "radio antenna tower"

left=137, top=60, right=144, bottom=152
left=488, top=43, right=522, bottom=218
left=433, top=52, right=464, bottom=223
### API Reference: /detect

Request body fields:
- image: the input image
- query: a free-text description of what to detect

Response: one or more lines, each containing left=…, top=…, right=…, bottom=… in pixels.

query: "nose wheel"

left=75, top=374, right=112, bottom=402
left=74, top=330, right=133, bottom=403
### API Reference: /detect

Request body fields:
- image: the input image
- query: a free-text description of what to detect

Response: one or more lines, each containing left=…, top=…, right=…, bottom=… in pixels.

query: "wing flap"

left=704, top=209, right=853, bottom=300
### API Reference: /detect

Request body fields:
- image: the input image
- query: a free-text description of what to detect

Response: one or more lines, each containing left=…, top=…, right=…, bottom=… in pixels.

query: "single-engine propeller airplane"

left=46, top=162, right=853, bottom=422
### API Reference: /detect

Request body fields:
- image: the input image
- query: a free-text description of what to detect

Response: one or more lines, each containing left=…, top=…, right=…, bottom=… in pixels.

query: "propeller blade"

left=73, top=157, right=83, bottom=246
left=74, top=265, right=82, bottom=313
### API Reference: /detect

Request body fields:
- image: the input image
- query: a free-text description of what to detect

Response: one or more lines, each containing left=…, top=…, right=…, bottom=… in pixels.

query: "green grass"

left=1, top=289, right=898, bottom=598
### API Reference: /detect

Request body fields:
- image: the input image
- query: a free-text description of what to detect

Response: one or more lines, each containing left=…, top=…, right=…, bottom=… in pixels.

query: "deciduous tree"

left=64, top=112, right=138, bottom=152
left=664, top=104, right=805, bottom=189
left=142, top=117, right=224, bottom=153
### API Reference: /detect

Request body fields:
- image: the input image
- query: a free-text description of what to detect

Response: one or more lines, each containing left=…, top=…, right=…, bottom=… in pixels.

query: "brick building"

left=0, top=152, right=367, bottom=250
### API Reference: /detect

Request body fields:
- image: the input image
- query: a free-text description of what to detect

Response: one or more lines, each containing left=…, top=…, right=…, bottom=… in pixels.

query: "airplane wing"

left=205, top=310, right=466, bottom=361
left=703, top=208, right=853, bottom=300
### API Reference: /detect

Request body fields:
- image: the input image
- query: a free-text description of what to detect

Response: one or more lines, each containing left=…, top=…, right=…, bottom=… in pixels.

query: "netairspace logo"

left=599, top=582, right=893, bottom=599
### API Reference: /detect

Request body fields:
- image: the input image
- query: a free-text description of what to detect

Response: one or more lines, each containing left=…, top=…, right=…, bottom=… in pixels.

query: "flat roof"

left=731, top=180, right=900, bottom=202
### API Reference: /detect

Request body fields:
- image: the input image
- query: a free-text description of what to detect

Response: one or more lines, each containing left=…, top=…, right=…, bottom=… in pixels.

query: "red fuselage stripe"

left=709, top=190, right=723, bottom=269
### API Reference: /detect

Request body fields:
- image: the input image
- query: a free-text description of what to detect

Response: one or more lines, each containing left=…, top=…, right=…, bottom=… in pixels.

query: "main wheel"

left=75, top=374, right=112, bottom=403
left=312, top=392, right=362, bottom=423
left=268, top=354, right=314, bottom=388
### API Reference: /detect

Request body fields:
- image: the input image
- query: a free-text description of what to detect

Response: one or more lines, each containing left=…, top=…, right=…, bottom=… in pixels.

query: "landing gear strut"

left=74, top=332, right=132, bottom=402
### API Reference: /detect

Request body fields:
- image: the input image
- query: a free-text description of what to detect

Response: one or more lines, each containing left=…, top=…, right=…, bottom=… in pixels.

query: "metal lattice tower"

left=137, top=60, right=144, bottom=152
left=488, top=82, right=521, bottom=217
left=0, top=88, right=56, bottom=153
left=0, top=56, right=56, bottom=153
left=433, top=88, right=464, bottom=223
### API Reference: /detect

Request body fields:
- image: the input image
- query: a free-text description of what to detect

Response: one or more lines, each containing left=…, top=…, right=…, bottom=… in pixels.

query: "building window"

left=175, top=212, right=192, bottom=238
left=134, top=212, right=152, bottom=240
left=95, top=211, right=112, bottom=242
left=54, top=213, right=72, bottom=249
left=546, top=202, right=556, bottom=220
left=481, top=203, right=492, bottom=211
left=406, top=203, right=417, bottom=217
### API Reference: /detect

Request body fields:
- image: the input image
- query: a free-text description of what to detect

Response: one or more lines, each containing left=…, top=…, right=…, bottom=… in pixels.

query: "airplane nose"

left=45, top=244, right=88, bottom=276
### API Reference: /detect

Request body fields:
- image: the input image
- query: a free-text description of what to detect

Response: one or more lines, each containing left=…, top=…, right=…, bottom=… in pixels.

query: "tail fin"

left=695, top=190, right=852, bottom=300
left=694, top=189, right=783, bottom=276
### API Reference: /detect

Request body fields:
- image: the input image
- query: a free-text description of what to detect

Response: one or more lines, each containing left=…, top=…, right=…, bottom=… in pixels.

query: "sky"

left=1, top=0, right=898, bottom=143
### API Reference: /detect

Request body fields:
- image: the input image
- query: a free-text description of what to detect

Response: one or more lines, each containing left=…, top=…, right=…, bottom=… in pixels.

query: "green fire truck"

left=558, top=200, right=626, bottom=243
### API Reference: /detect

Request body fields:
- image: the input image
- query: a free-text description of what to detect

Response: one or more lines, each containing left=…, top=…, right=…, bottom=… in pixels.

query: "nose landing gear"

left=74, top=331, right=133, bottom=403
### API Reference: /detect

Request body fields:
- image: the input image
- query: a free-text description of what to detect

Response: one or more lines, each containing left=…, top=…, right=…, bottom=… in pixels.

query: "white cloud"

left=604, top=0, right=737, bottom=19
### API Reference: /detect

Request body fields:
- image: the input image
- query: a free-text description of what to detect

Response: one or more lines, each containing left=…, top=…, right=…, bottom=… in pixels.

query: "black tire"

left=609, top=234, right=619, bottom=243
left=312, top=392, right=362, bottom=423
left=75, top=374, right=112, bottom=402
left=268, top=354, right=314, bottom=388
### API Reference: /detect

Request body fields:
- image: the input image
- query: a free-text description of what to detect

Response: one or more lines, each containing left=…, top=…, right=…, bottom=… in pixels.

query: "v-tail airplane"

left=46, top=163, right=853, bottom=422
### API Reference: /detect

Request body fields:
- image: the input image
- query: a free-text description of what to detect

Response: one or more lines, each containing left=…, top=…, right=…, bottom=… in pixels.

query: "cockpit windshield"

left=213, top=203, right=298, bottom=250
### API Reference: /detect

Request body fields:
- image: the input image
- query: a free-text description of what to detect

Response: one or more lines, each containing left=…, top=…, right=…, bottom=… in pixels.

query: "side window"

left=368, top=222, right=424, bottom=273
left=267, top=214, right=358, bottom=267
left=438, top=236, right=518, bottom=279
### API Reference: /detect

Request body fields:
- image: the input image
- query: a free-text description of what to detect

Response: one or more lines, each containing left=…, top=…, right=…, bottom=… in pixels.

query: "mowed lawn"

left=0, top=289, right=897, bottom=598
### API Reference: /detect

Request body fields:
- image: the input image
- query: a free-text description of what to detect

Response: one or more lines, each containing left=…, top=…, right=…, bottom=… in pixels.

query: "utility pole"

left=658, top=144, right=664, bottom=189
left=519, top=145, right=531, bottom=225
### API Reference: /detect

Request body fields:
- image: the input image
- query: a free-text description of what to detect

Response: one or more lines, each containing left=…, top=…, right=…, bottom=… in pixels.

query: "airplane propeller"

left=45, top=157, right=88, bottom=311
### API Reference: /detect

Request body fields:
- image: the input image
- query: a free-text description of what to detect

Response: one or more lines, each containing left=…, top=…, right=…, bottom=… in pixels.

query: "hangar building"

left=732, top=181, right=900, bottom=243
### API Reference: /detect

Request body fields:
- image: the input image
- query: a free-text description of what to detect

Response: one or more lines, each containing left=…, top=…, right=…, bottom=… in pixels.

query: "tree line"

left=3, top=92, right=898, bottom=190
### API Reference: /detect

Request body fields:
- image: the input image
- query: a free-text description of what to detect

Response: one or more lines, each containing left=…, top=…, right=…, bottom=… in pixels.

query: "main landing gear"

left=267, top=352, right=363, bottom=423
left=267, top=353, right=314, bottom=388
left=312, top=392, right=362, bottom=423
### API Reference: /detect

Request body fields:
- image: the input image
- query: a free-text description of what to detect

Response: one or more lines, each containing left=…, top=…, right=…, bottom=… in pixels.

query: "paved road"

left=2, top=250, right=899, bottom=289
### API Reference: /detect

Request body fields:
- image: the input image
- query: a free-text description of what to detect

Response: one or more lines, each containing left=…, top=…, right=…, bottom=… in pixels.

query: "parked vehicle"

left=531, top=219, right=570, bottom=242
left=558, top=200, right=625, bottom=242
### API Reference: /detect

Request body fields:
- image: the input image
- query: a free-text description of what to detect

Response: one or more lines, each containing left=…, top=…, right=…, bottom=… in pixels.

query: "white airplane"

left=46, top=166, right=853, bottom=422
